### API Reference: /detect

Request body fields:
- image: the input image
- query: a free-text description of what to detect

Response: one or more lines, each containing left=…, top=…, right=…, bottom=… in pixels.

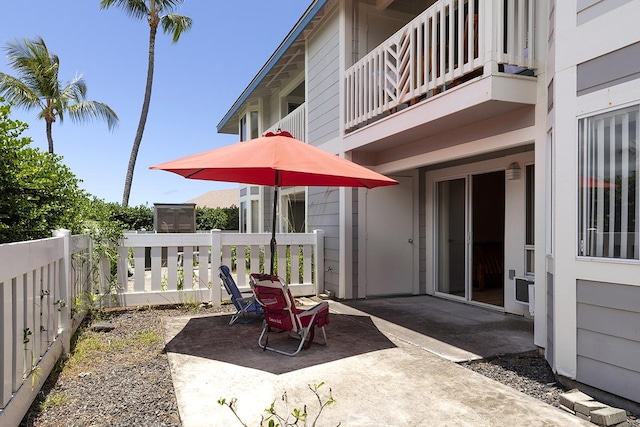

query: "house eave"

left=216, top=0, right=328, bottom=135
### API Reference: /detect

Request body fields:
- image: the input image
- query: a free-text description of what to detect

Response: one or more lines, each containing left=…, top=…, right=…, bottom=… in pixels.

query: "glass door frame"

left=433, top=170, right=506, bottom=305
left=434, top=175, right=471, bottom=302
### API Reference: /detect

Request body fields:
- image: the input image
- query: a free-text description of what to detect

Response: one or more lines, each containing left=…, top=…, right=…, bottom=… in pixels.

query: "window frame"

left=577, top=103, right=639, bottom=261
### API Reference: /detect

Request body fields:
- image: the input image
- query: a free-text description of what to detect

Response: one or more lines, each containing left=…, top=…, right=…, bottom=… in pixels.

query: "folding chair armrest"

left=236, top=295, right=256, bottom=305
left=298, top=301, right=329, bottom=318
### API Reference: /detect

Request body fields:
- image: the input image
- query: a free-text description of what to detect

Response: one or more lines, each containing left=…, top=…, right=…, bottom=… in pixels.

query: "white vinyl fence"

left=0, top=230, right=92, bottom=427
left=1, top=228, right=325, bottom=425
left=114, top=229, right=325, bottom=308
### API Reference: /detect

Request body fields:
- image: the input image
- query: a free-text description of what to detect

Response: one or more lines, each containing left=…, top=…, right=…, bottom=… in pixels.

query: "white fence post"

left=210, top=229, right=222, bottom=306
left=314, top=229, right=325, bottom=295
left=53, top=229, right=71, bottom=356
left=0, top=263, right=11, bottom=408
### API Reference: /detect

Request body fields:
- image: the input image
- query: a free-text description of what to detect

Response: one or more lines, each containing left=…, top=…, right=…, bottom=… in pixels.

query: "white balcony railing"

left=265, top=102, right=306, bottom=141
left=345, top=0, right=535, bottom=130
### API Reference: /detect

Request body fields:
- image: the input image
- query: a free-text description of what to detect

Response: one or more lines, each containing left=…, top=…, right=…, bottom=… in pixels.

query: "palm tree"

left=100, top=0, right=192, bottom=206
left=0, top=36, right=119, bottom=154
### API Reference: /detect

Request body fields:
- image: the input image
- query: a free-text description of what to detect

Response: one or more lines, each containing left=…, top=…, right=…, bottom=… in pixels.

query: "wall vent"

left=514, top=276, right=535, bottom=304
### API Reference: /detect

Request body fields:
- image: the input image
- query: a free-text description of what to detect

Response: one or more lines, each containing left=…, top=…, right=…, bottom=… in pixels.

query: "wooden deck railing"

left=345, top=0, right=535, bottom=130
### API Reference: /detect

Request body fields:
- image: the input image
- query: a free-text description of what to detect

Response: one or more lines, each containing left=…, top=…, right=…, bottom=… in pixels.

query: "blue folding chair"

left=219, top=265, right=263, bottom=325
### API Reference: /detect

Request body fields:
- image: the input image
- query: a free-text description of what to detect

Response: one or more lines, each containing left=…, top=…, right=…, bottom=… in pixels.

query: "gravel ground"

left=19, top=306, right=639, bottom=427
left=19, top=304, right=234, bottom=427
left=462, top=353, right=640, bottom=426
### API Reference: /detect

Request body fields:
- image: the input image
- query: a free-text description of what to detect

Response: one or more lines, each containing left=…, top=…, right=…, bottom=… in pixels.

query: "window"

left=578, top=105, right=639, bottom=259
left=239, top=115, right=247, bottom=141
left=250, top=111, right=259, bottom=139
left=525, top=164, right=535, bottom=274
left=240, top=201, right=247, bottom=233
left=251, top=200, right=259, bottom=232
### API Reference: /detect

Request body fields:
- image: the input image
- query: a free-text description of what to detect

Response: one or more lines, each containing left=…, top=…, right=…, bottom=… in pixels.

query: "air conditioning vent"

left=514, top=276, right=534, bottom=304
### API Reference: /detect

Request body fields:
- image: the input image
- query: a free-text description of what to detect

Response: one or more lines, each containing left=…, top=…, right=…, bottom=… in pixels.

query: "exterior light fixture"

left=506, top=162, right=521, bottom=181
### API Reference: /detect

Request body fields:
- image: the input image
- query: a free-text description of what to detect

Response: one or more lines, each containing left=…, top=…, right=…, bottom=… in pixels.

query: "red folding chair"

left=250, top=273, right=329, bottom=356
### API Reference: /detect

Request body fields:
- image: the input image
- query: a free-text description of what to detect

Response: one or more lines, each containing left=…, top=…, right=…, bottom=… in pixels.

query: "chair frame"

left=219, top=265, right=263, bottom=325
left=250, top=273, right=328, bottom=356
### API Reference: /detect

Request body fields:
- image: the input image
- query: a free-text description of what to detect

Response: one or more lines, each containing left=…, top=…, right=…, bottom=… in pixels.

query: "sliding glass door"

left=435, top=172, right=505, bottom=306
left=436, top=178, right=467, bottom=297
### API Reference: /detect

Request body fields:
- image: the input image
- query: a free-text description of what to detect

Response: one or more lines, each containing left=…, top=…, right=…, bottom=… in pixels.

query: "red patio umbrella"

left=150, top=131, right=398, bottom=274
left=580, top=175, right=616, bottom=188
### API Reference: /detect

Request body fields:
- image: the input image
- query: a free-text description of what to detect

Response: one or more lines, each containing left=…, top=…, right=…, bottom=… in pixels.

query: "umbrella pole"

left=270, top=171, right=279, bottom=276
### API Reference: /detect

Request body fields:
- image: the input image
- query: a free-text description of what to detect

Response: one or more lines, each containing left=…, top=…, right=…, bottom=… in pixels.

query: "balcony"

left=344, top=0, right=537, bottom=138
left=265, top=102, right=307, bottom=142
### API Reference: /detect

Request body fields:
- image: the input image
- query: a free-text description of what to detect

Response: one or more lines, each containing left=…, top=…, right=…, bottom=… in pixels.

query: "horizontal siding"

left=308, top=185, right=340, bottom=294
left=577, top=42, right=640, bottom=96
left=576, top=280, right=640, bottom=402
left=577, top=279, right=640, bottom=313
left=577, top=304, right=640, bottom=342
left=577, top=0, right=635, bottom=25
left=578, top=329, right=640, bottom=373
left=308, top=11, right=340, bottom=146
left=577, top=356, right=640, bottom=403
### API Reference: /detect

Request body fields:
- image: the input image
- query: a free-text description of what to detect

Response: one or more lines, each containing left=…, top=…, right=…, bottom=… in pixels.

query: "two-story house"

left=217, top=0, right=640, bottom=407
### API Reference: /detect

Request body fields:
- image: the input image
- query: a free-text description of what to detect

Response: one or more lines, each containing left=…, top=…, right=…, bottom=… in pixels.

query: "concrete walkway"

left=162, top=296, right=590, bottom=427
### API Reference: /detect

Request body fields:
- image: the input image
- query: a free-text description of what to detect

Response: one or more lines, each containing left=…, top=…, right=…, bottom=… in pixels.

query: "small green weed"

left=38, top=392, right=68, bottom=411
left=219, top=382, right=339, bottom=427
left=135, top=330, right=163, bottom=346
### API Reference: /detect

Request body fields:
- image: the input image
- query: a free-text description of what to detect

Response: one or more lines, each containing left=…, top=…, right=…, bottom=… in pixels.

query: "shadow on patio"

left=164, top=312, right=396, bottom=375
left=161, top=296, right=590, bottom=427
left=337, top=295, right=535, bottom=361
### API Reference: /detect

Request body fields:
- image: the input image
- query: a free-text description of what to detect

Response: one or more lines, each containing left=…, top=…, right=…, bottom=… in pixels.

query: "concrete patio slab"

left=162, top=296, right=590, bottom=427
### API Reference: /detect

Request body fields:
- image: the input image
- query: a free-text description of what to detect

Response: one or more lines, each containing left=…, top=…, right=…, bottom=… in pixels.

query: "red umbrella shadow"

left=164, top=312, right=396, bottom=374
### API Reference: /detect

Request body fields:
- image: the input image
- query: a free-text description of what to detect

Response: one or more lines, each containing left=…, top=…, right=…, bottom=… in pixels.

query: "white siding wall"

left=577, top=280, right=640, bottom=403
left=306, top=8, right=342, bottom=295
left=549, top=0, right=640, bottom=389
left=307, top=10, right=341, bottom=146
left=308, top=187, right=341, bottom=294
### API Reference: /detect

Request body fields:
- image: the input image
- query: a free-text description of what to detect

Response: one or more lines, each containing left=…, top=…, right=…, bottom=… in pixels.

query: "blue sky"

left=1, top=1, right=311, bottom=206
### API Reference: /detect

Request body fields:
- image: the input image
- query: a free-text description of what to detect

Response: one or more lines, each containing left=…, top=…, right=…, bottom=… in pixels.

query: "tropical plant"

left=0, top=36, right=119, bottom=154
left=100, top=0, right=192, bottom=207
left=0, top=99, right=91, bottom=243
left=196, top=205, right=240, bottom=231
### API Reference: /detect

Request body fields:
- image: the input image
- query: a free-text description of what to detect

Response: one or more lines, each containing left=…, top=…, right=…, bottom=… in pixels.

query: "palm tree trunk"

left=46, top=119, right=54, bottom=154
left=122, top=25, right=157, bottom=207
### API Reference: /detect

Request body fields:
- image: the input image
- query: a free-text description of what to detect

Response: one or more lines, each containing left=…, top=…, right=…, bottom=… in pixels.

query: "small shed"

left=154, top=203, right=196, bottom=233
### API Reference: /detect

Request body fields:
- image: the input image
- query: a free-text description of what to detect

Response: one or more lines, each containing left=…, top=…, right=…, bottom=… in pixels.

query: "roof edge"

left=216, top=0, right=328, bottom=134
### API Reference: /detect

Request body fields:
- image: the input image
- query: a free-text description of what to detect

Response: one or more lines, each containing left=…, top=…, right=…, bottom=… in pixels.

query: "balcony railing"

left=345, top=0, right=535, bottom=131
left=265, top=102, right=306, bottom=141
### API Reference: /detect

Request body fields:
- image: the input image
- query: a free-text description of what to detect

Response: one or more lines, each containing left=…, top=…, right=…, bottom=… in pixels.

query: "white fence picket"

left=117, top=230, right=324, bottom=304
left=0, top=230, right=91, bottom=425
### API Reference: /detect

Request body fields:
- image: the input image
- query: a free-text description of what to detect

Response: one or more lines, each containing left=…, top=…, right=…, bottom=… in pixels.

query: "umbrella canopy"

left=150, top=131, right=398, bottom=189
left=150, top=131, right=398, bottom=274
left=580, top=175, right=616, bottom=188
